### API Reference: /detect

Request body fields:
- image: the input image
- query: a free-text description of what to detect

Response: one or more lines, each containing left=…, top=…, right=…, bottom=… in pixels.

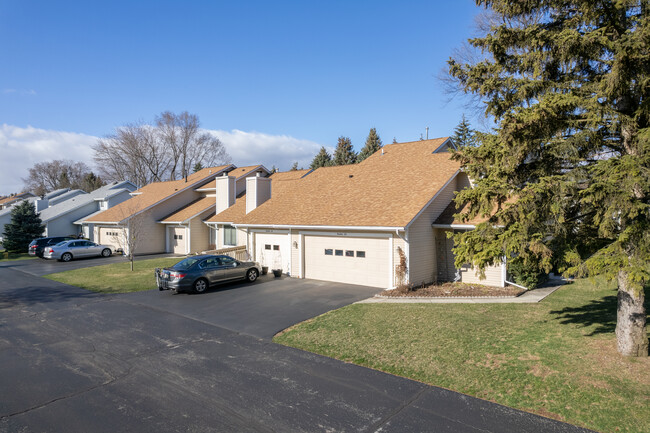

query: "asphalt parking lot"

left=0, top=259, right=592, bottom=433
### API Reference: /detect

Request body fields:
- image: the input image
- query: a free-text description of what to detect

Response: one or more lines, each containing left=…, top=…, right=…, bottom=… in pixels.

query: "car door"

left=198, top=257, right=225, bottom=284
left=84, top=241, right=102, bottom=256
left=220, top=256, right=246, bottom=280
left=67, top=241, right=85, bottom=257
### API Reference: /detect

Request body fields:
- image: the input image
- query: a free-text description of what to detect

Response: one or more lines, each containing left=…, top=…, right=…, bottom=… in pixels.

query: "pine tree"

left=332, top=136, right=356, bottom=165
left=451, top=114, right=476, bottom=148
left=290, top=162, right=299, bottom=171
left=270, top=165, right=278, bottom=174
left=310, top=147, right=332, bottom=170
left=357, top=128, right=383, bottom=162
left=193, top=162, right=204, bottom=173
left=448, top=0, right=649, bottom=356
left=2, top=201, right=45, bottom=252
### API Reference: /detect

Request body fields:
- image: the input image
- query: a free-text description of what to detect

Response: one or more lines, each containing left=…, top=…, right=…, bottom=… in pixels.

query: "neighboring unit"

left=39, top=181, right=137, bottom=239
left=84, top=165, right=270, bottom=256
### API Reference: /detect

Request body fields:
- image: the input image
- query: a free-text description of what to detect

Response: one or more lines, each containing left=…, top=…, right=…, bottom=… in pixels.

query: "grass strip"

left=274, top=277, right=650, bottom=433
left=44, top=257, right=181, bottom=294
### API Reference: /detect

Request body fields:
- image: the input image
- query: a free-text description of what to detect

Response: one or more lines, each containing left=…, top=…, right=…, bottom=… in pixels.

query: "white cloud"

left=0, top=124, right=97, bottom=195
left=207, top=129, right=329, bottom=172
left=0, top=125, right=328, bottom=196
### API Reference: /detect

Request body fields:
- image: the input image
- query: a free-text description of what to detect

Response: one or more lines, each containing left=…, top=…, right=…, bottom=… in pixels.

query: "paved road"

left=0, top=262, right=593, bottom=432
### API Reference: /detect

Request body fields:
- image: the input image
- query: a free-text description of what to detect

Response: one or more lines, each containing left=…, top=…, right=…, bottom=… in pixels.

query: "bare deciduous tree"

left=22, top=160, right=99, bottom=196
left=94, top=111, right=231, bottom=186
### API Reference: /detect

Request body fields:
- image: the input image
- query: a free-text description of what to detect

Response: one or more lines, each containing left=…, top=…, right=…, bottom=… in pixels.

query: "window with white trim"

left=224, top=225, right=237, bottom=246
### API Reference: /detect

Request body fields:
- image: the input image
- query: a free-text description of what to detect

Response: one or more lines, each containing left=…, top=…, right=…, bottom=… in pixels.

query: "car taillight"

left=170, top=272, right=186, bottom=279
left=47, top=248, right=53, bottom=253
left=30, top=245, right=36, bottom=249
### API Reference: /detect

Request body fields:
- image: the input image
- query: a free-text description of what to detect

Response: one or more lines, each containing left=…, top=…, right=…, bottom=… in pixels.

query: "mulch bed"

left=379, top=282, right=525, bottom=298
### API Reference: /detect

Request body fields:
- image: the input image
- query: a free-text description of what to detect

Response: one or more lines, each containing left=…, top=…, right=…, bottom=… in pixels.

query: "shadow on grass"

left=550, top=286, right=650, bottom=336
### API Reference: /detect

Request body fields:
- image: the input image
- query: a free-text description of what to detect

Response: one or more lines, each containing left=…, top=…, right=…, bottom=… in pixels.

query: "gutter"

left=234, top=224, right=405, bottom=231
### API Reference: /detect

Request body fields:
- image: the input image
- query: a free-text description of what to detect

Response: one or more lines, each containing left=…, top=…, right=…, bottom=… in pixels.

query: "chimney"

left=215, top=174, right=236, bottom=214
left=246, top=173, right=271, bottom=214
left=34, top=198, right=49, bottom=212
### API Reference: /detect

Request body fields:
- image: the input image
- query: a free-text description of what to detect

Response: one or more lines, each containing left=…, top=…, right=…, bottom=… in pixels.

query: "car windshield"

left=172, top=257, right=202, bottom=271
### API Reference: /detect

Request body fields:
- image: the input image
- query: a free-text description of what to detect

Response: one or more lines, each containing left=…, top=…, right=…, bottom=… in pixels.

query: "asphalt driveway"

left=124, top=274, right=382, bottom=340
left=0, top=262, right=592, bottom=433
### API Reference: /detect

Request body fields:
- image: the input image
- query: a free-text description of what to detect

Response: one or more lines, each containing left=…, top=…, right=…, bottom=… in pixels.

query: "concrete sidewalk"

left=357, top=282, right=563, bottom=304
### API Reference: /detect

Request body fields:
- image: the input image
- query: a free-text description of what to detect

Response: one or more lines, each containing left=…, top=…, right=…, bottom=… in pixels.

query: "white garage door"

left=170, top=227, right=186, bottom=254
left=255, top=232, right=290, bottom=274
left=98, top=227, right=123, bottom=251
left=304, top=235, right=390, bottom=288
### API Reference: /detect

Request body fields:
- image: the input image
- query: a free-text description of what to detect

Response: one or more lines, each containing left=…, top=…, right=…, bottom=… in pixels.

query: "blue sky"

left=0, top=0, right=483, bottom=195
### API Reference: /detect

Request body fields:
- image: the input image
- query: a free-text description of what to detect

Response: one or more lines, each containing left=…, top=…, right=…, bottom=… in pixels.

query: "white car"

left=43, top=239, right=113, bottom=262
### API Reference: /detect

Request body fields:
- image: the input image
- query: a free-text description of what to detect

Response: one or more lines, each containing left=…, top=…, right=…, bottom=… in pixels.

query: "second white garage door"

left=304, top=235, right=390, bottom=288
left=98, top=227, right=123, bottom=251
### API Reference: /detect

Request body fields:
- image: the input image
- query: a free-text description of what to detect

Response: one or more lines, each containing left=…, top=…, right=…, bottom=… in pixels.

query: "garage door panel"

left=255, top=233, right=290, bottom=274
left=304, top=235, right=389, bottom=288
left=99, top=227, right=122, bottom=251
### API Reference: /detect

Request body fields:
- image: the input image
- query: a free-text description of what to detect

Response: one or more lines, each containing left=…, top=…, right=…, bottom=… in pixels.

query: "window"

left=345, top=250, right=354, bottom=257
left=220, top=256, right=236, bottom=266
left=265, top=244, right=271, bottom=250
left=224, top=225, right=237, bottom=246
left=335, top=249, right=343, bottom=256
left=273, top=245, right=280, bottom=251
left=324, top=249, right=333, bottom=255
left=356, top=251, right=366, bottom=258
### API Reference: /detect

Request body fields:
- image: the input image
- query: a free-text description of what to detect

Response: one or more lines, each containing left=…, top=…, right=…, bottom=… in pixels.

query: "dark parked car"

left=42, top=239, right=113, bottom=261
left=156, top=254, right=261, bottom=294
left=28, top=236, right=76, bottom=258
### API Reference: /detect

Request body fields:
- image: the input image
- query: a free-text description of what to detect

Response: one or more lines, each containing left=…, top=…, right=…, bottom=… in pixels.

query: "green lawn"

left=44, top=257, right=182, bottom=293
left=0, top=250, right=36, bottom=261
left=274, top=278, right=650, bottom=433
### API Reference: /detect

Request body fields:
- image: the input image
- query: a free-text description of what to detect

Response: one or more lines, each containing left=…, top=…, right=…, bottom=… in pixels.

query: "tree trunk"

left=616, top=270, right=648, bottom=356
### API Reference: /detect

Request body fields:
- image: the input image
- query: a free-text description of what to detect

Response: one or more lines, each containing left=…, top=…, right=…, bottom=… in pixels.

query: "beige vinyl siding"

left=237, top=228, right=247, bottom=247
left=189, top=210, right=212, bottom=253
left=457, top=172, right=472, bottom=190
left=291, top=232, right=301, bottom=277
left=459, top=262, right=504, bottom=287
left=408, top=176, right=458, bottom=285
left=133, top=209, right=166, bottom=254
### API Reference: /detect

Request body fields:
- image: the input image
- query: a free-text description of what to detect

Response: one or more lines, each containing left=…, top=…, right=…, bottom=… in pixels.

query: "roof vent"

left=349, top=174, right=353, bottom=178
left=381, top=148, right=384, bottom=155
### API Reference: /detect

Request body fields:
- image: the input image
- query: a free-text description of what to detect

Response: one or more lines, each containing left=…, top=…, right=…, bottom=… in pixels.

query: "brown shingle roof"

left=237, top=138, right=460, bottom=228
left=86, top=165, right=231, bottom=223
left=226, top=165, right=269, bottom=179
left=205, top=169, right=313, bottom=224
left=160, top=196, right=215, bottom=223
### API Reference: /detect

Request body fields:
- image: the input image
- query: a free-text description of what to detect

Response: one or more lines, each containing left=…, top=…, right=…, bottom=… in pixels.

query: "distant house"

left=84, top=166, right=271, bottom=255
left=39, top=181, right=137, bottom=239
left=0, top=192, right=36, bottom=210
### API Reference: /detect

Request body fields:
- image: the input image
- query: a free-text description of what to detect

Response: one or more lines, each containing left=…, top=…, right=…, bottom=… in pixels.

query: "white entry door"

left=254, top=232, right=290, bottom=274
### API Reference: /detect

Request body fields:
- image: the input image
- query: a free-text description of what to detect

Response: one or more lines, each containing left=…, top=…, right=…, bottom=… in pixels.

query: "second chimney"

left=246, top=172, right=271, bottom=214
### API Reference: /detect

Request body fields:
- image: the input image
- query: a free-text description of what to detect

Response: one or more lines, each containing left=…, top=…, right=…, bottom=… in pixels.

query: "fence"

left=202, top=245, right=251, bottom=261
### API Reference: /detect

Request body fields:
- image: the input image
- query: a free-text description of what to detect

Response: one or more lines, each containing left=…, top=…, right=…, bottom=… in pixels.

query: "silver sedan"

left=43, top=239, right=113, bottom=262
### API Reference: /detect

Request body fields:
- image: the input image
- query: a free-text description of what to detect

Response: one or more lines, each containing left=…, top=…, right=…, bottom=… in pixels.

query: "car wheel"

left=193, top=278, right=208, bottom=294
left=101, top=248, right=112, bottom=257
left=246, top=268, right=259, bottom=282
left=61, top=253, right=73, bottom=262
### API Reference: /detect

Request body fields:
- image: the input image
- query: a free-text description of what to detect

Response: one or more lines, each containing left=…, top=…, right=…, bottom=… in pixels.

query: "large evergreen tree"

left=2, top=201, right=45, bottom=252
left=358, top=128, right=383, bottom=162
left=333, top=136, right=357, bottom=165
left=310, top=147, right=333, bottom=169
left=448, top=0, right=649, bottom=356
left=451, top=114, right=476, bottom=148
